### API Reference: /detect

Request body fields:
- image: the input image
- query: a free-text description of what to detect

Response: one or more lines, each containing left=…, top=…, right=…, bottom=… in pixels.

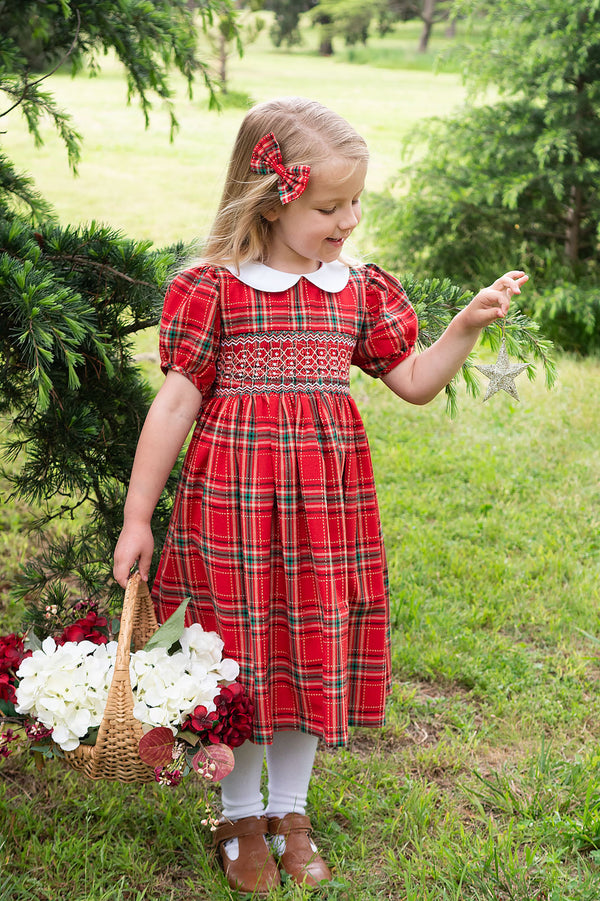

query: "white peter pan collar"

left=225, top=260, right=350, bottom=293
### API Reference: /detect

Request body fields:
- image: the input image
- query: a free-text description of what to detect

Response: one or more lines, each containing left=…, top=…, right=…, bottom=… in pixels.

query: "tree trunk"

left=219, top=32, right=227, bottom=90
left=445, top=19, right=456, bottom=38
left=565, top=183, right=583, bottom=264
left=418, top=0, right=436, bottom=52
left=565, top=76, right=585, bottom=264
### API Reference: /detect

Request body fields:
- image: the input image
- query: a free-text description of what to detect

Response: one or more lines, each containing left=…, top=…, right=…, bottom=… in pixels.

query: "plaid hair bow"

left=250, top=132, right=310, bottom=204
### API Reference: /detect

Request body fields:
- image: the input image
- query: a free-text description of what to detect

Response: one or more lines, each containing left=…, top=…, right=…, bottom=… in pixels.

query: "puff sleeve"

left=351, top=264, right=418, bottom=378
left=159, top=266, right=222, bottom=395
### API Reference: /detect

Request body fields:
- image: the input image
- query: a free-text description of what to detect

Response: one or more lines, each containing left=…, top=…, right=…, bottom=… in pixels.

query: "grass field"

left=2, top=18, right=600, bottom=901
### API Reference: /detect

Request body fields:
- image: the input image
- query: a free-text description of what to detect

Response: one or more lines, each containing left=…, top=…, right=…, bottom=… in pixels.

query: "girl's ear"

left=262, top=207, right=281, bottom=223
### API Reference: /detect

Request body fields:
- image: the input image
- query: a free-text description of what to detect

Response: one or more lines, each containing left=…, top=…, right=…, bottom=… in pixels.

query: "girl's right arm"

left=113, top=369, right=202, bottom=587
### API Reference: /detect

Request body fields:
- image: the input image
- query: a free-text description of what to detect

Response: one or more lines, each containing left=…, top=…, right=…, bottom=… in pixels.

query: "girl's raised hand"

left=463, top=271, right=528, bottom=331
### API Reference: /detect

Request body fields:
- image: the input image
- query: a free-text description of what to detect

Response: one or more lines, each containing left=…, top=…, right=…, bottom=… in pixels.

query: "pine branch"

left=42, top=250, right=159, bottom=290
left=0, top=10, right=81, bottom=119
left=401, top=272, right=557, bottom=417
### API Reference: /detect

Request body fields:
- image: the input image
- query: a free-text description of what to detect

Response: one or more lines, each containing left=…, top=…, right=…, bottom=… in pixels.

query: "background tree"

left=204, top=6, right=261, bottom=96
left=0, top=0, right=236, bottom=609
left=265, top=0, right=317, bottom=48
left=312, top=0, right=372, bottom=53
left=415, top=0, right=454, bottom=51
left=374, top=0, right=455, bottom=49
left=311, top=0, right=392, bottom=54
left=368, top=0, right=600, bottom=353
left=309, top=0, right=455, bottom=56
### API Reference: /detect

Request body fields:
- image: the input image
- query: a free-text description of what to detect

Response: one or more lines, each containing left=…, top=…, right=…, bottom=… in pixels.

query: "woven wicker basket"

left=62, top=573, right=159, bottom=783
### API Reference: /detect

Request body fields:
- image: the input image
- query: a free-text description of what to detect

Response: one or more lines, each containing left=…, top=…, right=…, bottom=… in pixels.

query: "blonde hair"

left=199, top=97, right=369, bottom=268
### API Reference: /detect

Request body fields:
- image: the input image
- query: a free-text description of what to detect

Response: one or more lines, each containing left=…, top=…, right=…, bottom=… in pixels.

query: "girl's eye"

left=318, top=208, right=336, bottom=215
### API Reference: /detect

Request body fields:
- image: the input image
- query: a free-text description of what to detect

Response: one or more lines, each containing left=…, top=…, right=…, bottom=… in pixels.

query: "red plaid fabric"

left=153, top=264, right=418, bottom=746
left=250, top=132, right=311, bottom=205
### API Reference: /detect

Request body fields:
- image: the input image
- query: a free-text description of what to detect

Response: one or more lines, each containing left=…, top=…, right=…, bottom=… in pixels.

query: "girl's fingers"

left=138, top=551, right=151, bottom=583
left=114, top=551, right=140, bottom=587
left=484, top=288, right=510, bottom=307
left=496, top=271, right=528, bottom=294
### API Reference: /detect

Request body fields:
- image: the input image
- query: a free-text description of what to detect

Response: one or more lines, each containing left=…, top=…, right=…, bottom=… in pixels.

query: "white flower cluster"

left=15, top=638, right=116, bottom=751
left=131, top=624, right=239, bottom=730
left=15, top=624, right=239, bottom=752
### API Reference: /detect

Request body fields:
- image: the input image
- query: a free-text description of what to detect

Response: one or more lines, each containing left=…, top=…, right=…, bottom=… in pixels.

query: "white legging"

left=220, top=730, right=319, bottom=821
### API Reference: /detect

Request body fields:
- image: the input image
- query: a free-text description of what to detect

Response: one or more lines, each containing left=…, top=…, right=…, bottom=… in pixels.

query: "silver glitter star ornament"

left=475, top=337, right=529, bottom=402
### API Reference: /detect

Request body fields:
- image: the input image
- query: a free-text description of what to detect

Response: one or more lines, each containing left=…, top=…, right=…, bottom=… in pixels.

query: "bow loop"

left=250, top=132, right=310, bottom=205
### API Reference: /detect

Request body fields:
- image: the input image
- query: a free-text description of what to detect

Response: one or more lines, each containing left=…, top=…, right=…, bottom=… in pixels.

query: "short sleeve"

left=351, top=264, right=418, bottom=378
left=159, top=266, right=222, bottom=395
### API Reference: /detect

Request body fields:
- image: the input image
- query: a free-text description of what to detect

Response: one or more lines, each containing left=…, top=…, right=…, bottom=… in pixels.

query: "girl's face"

left=264, top=156, right=367, bottom=273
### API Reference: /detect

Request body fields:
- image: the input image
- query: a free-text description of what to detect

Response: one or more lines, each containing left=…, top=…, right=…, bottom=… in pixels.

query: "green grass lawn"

left=2, top=19, right=600, bottom=901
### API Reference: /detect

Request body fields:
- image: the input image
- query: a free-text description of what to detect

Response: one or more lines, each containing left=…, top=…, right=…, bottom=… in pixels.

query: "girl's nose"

left=338, top=205, right=360, bottom=230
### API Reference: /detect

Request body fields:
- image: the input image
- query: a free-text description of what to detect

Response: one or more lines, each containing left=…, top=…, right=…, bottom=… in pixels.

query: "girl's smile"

left=263, top=157, right=368, bottom=274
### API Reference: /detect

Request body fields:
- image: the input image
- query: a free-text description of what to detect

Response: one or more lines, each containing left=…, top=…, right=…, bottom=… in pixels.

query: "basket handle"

left=64, top=571, right=158, bottom=783
left=114, top=572, right=143, bottom=673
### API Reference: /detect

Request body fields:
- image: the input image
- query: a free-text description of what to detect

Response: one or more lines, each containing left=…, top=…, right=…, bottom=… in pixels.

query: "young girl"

left=113, top=97, right=527, bottom=896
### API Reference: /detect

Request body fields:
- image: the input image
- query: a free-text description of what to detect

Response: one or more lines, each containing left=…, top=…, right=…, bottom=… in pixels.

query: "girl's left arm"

left=382, top=271, right=528, bottom=405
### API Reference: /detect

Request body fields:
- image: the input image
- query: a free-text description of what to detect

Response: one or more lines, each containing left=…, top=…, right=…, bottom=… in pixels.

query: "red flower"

left=183, top=705, right=219, bottom=735
left=0, top=633, right=30, bottom=702
left=0, top=633, right=28, bottom=672
left=57, top=612, right=109, bottom=645
left=0, top=671, right=16, bottom=703
left=25, top=721, right=53, bottom=742
left=154, top=766, right=183, bottom=786
left=0, top=728, right=17, bottom=758
left=182, top=682, right=254, bottom=748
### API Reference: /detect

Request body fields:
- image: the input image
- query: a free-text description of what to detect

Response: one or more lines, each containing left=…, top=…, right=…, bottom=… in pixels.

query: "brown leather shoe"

left=268, top=813, right=333, bottom=887
left=214, top=815, right=280, bottom=896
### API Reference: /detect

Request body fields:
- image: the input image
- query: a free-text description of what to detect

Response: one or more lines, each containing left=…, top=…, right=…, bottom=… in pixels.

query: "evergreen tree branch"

left=0, top=10, right=81, bottom=119
left=41, top=250, right=159, bottom=291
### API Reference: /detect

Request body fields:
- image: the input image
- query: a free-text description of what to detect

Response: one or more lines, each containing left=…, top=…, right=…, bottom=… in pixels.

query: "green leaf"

left=143, top=598, right=190, bottom=652
left=24, top=630, right=42, bottom=652
left=34, top=741, right=60, bottom=759
left=0, top=699, right=17, bottom=717
left=78, top=726, right=99, bottom=746
left=179, top=729, right=201, bottom=747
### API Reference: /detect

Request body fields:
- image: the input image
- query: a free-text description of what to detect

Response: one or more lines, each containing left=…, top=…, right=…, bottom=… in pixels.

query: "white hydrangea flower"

left=132, top=698, right=176, bottom=729
left=179, top=623, right=239, bottom=682
left=214, top=657, right=240, bottom=683
left=180, top=624, right=224, bottom=670
left=15, top=638, right=113, bottom=751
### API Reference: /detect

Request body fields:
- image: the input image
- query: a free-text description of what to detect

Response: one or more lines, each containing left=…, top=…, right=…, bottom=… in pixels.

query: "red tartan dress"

left=152, top=260, right=418, bottom=746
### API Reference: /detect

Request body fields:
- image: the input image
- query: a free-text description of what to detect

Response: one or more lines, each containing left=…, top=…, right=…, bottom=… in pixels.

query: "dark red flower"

left=0, top=633, right=30, bottom=702
left=25, top=721, right=53, bottom=742
left=154, top=766, right=183, bottom=786
left=0, top=633, right=28, bottom=672
left=0, top=728, right=17, bottom=758
left=73, top=598, right=98, bottom=615
left=57, top=612, right=109, bottom=646
left=0, top=671, right=16, bottom=703
left=182, top=682, right=253, bottom=748
left=182, top=705, right=219, bottom=735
